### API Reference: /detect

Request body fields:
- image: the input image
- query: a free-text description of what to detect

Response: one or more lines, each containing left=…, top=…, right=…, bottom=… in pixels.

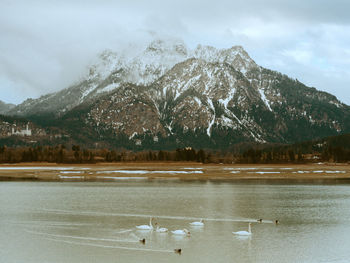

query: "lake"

left=1, top=180, right=350, bottom=263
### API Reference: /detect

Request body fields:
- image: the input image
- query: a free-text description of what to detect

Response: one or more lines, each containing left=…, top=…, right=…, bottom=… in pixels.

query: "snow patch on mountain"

left=258, top=88, right=272, bottom=111
left=97, top=83, right=120, bottom=94
left=219, top=88, right=236, bottom=109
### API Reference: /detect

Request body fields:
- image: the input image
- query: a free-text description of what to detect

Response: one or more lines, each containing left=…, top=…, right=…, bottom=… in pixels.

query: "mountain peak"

left=229, top=45, right=245, bottom=52
left=145, top=39, right=188, bottom=56
left=98, top=49, right=118, bottom=61
left=194, top=44, right=257, bottom=73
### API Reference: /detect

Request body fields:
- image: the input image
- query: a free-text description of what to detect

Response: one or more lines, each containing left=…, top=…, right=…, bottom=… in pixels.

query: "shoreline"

left=1, top=162, right=350, bottom=182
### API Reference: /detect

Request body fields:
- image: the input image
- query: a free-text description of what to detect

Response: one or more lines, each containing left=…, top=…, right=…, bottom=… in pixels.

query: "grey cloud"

left=0, top=0, right=350, bottom=104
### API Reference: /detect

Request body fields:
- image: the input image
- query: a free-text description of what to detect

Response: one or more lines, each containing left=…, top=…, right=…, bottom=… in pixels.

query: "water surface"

left=1, top=180, right=350, bottom=263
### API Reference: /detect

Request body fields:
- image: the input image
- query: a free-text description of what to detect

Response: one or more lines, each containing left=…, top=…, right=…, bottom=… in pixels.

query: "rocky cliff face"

left=7, top=39, right=350, bottom=148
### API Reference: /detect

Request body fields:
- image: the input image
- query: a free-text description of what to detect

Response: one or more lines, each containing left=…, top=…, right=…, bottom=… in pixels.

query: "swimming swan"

left=155, top=223, right=168, bottom=233
left=171, top=229, right=190, bottom=236
left=136, top=217, right=154, bottom=230
left=232, top=223, right=252, bottom=236
left=189, top=219, right=204, bottom=226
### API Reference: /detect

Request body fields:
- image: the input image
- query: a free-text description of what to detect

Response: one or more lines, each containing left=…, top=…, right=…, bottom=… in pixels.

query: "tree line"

left=0, top=145, right=215, bottom=164
left=1, top=143, right=350, bottom=164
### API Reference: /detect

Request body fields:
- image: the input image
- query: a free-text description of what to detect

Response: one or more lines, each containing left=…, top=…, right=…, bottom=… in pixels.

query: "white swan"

left=232, top=223, right=252, bottom=236
left=171, top=229, right=190, bottom=236
left=155, top=223, right=168, bottom=233
left=136, top=217, right=154, bottom=230
left=190, top=218, right=204, bottom=226
left=156, top=226, right=168, bottom=233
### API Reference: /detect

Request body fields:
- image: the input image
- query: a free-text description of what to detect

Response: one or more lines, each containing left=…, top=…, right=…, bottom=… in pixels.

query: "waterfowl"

left=174, top=249, right=182, bottom=254
left=139, top=238, right=146, bottom=244
left=275, top=220, right=279, bottom=225
left=155, top=223, right=168, bottom=233
left=232, top=223, right=252, bottom=236
left=171, top=229, right=190, bottom=236
left=257, top=219, right=263, bottom=223
left=136, top=217, right=154, bottom=230
left=190, top=219, right=204, bottom=226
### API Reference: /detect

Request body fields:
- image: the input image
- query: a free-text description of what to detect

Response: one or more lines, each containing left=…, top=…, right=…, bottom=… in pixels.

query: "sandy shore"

left=0, top=162, right=350, bottom=182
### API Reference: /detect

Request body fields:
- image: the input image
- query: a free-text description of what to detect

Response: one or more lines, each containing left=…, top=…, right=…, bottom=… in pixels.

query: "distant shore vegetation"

left=1, top=143, right=350, bottom=164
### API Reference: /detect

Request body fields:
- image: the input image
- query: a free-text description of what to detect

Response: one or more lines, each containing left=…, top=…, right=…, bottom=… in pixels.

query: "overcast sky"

left=1, top=0, right=350, bottom=105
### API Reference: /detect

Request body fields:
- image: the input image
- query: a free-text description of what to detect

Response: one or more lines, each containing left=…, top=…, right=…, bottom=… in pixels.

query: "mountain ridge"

left=5, top=39, right=350, bottom=149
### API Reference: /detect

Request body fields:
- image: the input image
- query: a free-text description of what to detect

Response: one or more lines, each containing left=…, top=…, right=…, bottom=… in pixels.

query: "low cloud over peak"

left=1, top=0, right=350, bottom=104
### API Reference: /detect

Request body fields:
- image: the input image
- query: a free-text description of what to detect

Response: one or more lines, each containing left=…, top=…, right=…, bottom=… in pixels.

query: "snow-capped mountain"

left=7, top=39, right=350, bottom=148
left=9, top=39, right=190, bottom=116
left=9, top=39, right=258, bottom=116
